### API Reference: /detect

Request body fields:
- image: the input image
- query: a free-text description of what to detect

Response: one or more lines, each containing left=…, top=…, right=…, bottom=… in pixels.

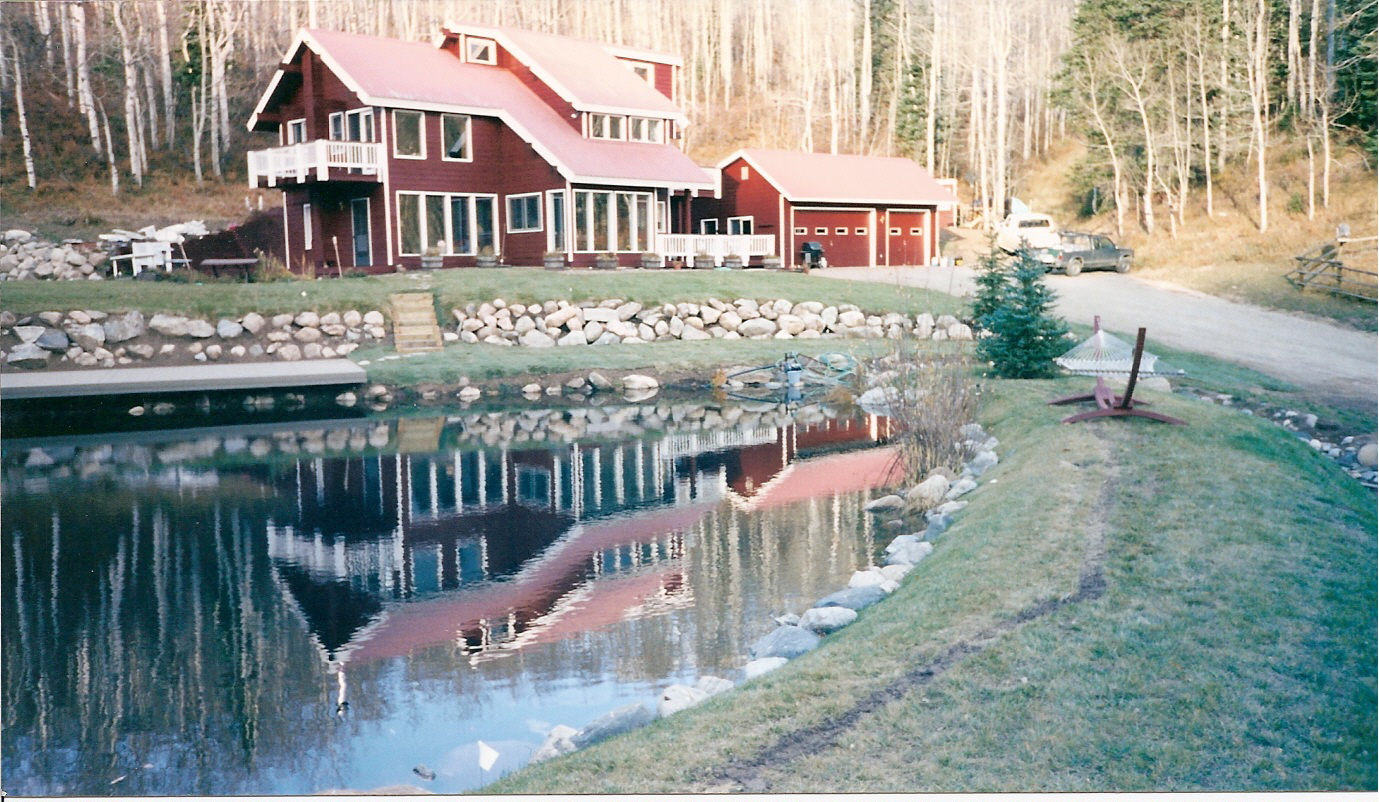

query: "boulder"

left=885, top=538, right=934, bottom=567
left=742, top=657, right=789, bottom=680
left=588, top=371, right=615, bottom=390
left=217, top=319, right=244, bottom=339
left=798, top=606, right=857, bottom=635
left=623, top=374, right=659, bottom=391
left=848, top=568, right=887, bottom=589
left=864, top=494, right=905, bottom=513
left=905, top=474, right=950, bottom=508
left=185, top=319, right=216, bottom=338
left=738, top=318, right=777, bottom=338
left=294, top=311, right=321, bottom=328
left=570, top=703, right=655, bottom=749
left=657, top=684, right=711, bottom=717
left=694, top=676, right=734, bottom=697
left=967, top=450, right=999, bottom=476
left=837, top=309, right=866, bottom=328
left=924, top=513, right=953, bottom=538
left=35, top=328, right=70, bottom=352
left=294, top=326, right=323, bottom=343
left=102, top=311, right=145, bottom=342
left=856, top=386, right=900, bottom=417
left=13, top=325, right=45, bottom=344
left=70, top=323, right=106, bottom=351
left=748, top=625, right=820, bottom=660
left=879, top=563, right=913, bottom=583
left=520, top=329, right=557, bottom=348
left=275, top=343, right=303, bottom=361
left=814, top=585, right=887, bottom=611
left=1358, top=443, right=1378, bottom=469
left=362, top=310, right=385, bottom=326
left=946, top=477, right=978, bottom=499
left=530, top=725, right=579, bottom=763
left=149, top=314, right=190, bottom=336
left=933, top=499, right=968, bottom=516
left=557, top=329, right=588, bottom=347
left=6, top=343, right=49, bottom=368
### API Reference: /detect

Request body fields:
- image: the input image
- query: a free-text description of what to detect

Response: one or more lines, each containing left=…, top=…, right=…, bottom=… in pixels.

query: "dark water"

left=2, top=399, right=899, bottom=795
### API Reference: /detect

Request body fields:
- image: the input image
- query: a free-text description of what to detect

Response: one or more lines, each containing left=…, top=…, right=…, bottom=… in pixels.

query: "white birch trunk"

left=113, top=4, right=144, bottom=187
left=157, top=0, right=176, bottom=146
left=72, top=4, right=102, bottom=153
left=11, top=38, right=36, bottom=189
left=925, top=0, right=941, bottom=172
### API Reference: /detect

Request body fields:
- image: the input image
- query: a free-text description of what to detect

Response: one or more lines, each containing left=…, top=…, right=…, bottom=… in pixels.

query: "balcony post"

left=316, top=140, right=330, bottom=181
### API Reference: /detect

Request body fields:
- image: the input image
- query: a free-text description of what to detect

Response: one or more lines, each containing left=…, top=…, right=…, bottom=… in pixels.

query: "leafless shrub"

left=870, top=341, right=981, bottom=487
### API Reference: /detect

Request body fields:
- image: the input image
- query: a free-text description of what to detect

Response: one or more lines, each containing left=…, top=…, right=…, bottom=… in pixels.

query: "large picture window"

left=398, top=191, right=498, bottom=256
left=507, top=193, right=541, bottom=233
left=572, top=190, right=653, bottom=253
left=442, top=114, right=471, bottom=161
left=393, top=110, right=424, bottom=158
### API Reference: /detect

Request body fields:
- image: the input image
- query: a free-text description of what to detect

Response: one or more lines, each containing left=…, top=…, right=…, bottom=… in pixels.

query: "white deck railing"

left=247, top=140, right=383, bottom=186
left=656, top=234, right=775, bottom=264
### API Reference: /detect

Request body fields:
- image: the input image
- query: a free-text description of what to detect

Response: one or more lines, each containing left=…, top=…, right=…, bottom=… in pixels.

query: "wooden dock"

left=0, top=359, right=368, bottom=400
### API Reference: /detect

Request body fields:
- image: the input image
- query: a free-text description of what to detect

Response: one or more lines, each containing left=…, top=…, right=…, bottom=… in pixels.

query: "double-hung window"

left=442, top=114, right=471, bottom=161
left=628, top=117, right=663, bottom=143
left=286, top=118, right=306, bottom=145
left=589, top=113, right=625, bottom=141
left=727, top=216, right=754, bottom=235
left=507, top=193, right=542, bottom=233
left=393, top=110, right=424, bottom=158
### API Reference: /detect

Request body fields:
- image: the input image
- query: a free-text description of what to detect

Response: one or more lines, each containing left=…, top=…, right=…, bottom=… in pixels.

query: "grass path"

left=489, top=380, right=1377, bottom=793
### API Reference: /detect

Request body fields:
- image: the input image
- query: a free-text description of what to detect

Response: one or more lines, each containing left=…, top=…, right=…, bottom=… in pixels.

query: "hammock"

left=1054, top=328, right=1182, bottom=377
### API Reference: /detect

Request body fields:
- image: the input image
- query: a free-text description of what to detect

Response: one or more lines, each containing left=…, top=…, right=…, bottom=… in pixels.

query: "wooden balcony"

left=656, top=234, right=775, bottom=264
left=247, top=140, right=383, bottom=187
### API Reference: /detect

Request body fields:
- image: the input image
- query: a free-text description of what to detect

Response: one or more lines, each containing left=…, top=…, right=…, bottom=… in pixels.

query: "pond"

left=2, top=397, right=901, bottom=796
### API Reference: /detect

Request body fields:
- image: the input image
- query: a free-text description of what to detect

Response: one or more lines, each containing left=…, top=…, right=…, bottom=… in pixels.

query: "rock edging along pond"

left=1, top=297, right=972, bottom=371
left=520, top=420, right=999, bottom=773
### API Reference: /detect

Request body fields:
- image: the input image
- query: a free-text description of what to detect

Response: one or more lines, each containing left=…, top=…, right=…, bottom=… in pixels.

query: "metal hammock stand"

left=1048, top=317, right=1187, bottom=425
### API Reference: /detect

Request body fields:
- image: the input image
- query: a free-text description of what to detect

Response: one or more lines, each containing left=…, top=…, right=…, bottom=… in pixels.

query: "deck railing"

left=655, top=234, right=775, bottom=264
left=247, top=140, right=383, bottom=187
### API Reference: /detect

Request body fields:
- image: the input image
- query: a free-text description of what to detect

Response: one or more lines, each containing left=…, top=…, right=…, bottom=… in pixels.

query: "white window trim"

left=624, top=59, right=656, bottom=86
left=814, top=227, right=828, bottom=235
left=303, top=203, right=313, bottom=250
left=547, top=190, right=568, bottom=252
left=628, top=117, right=664, bottom=144
left=507, top=192, right=543, bottom=233
left=727, top=215, right=754, bottom=235
left=572, top=189, right=653, bottom=253
left=441, top=113, right=472, bottom=162
left=466, top=36, right=497, bottom=65
left=396, top=190, right=499, bottom=256
left=855, top=227, right=867, bottom=235
left=392, top=110, right=426, bottom=160
left=345, top=108, right=375, bottom=142
left=351, top=197, right=372, bottom=267
left=835, top=227, right=849, bottom=235
left=909, top=227, right=923, bottom=236
left=740, top=165, right=750, bottom=180
left=794, top=226, right=808, bottom=235
left=588, top=112, right=626, bottom=141
left=286, top=118, right=306, bottom=145
left=889, top=228, right=902, bottom=235
left=700, top=219, right=720, bottom=235
left=328, top=112, right=344, bottom=141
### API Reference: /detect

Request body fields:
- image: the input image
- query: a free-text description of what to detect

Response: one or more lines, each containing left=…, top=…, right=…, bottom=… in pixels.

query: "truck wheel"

left=1116, top=255, right=1132, bottom=273
left=1064, top=258, right=1083, bottom=277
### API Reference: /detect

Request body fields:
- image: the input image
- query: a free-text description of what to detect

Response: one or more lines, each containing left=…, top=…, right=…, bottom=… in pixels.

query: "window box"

left=595, top=252, right=619, bottom=270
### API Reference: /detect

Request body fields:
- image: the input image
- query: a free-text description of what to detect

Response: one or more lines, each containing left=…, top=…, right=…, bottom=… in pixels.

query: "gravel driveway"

left=816, top=264, right=1378, bottom=413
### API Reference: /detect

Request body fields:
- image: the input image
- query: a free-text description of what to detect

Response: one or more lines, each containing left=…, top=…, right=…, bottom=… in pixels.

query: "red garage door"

left=884, top=210, right=929, bottom=266
left=792, top=208, right=872, bottom=267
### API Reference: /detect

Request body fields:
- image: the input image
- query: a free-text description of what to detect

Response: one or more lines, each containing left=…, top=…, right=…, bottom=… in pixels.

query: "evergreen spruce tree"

left=971, top=248, right=1070, bottom=379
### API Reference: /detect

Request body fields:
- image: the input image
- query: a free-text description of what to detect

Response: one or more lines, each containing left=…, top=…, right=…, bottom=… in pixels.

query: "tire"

left=1116, top=255, right=1132, bottom=273
left=1064, top=258, right=1083, bottom=277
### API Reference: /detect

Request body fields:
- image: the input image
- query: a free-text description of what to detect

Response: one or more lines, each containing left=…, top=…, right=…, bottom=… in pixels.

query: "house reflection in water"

left=265, top=411, right=898, bottom=681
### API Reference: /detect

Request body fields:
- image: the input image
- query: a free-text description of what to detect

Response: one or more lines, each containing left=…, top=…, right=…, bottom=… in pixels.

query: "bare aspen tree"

left=59, top=3, right=74, bottom=105
left=34, top=2, right=53, bottom=66
left=860, top=0, right=872, bottom=145
left=1108, top=36, right=1158, bottom=233
left=1243, top=0, right=1269, bottom=232
left=156, top=0, right=175, bottom=145
left=9, top=35, right=36, bottom=189
left=1191, top=5, right=1215, bottom=217
left=71, top=3, right=102, bottom=153
left=925, top=0, right=942, bottom=172
left=99, top=102, right=120, bottom=194
left=113, top=3, right=145, bottom=187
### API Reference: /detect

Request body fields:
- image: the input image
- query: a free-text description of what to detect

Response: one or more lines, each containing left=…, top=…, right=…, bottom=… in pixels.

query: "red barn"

left=246, top=24, right=714, bottom=272
left=693, top=149, right=959, bottom=268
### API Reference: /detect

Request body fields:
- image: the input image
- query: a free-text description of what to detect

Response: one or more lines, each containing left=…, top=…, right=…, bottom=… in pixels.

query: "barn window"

left=910, top=227, right=922, bottom=235
left=794, top=227, right=808, bottom=235
left=855, top=227, right=866, bottom=235
left=740, top=166, right=750, bottom=180
left=507, top=193, right=542, bottom=233
left=889, top=228, right=901, bottom=235
left=467, top=37, right=496, bottom=65
left=835, top=227, right=848, bottom=235
left=814, top=227, right=827, bottom=235
left=728, top=216, right=754, bottom=235
left=442, top=114, right=471, bottom=160
left=393, top=110, right=424, bottom=158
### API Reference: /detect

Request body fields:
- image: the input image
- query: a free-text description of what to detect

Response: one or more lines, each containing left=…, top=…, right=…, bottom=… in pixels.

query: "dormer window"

left=629, top=117, right=663, bottom=144
left=625, top=60, right=655, bottom=85
left=466, top=37, right=496, bottom=65
left=589, top=113, right=624, bottom=141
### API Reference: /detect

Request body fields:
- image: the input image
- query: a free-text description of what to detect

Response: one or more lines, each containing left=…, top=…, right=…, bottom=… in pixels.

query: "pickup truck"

left=994, top=213, right=1061, bottom=253
left=1032, top=231, right=1134, bottom=276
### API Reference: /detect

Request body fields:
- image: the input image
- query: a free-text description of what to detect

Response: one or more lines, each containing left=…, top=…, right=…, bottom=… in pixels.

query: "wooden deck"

left=0, top=359, right=367, bottom=400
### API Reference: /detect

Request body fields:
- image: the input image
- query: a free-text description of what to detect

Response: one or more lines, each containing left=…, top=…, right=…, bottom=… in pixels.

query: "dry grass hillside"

left=1014, top=140, right=1378, bottom=330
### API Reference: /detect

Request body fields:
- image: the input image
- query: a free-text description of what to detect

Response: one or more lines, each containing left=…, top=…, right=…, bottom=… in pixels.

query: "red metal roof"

left=448, top=23, right=685, bottom=119
left=250, top=29, right=712, bottom=190
left=727, top=149, right=959, bottom=206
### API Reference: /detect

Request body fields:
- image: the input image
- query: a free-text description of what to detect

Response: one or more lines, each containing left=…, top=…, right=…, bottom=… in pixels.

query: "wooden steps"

left=389, top=292, right=444, bottom=353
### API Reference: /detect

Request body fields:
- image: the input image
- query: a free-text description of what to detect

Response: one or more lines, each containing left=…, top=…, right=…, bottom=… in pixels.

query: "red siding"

left=654, top=63, right=674, bottom=100
left=691, top=157, right=783, bottom=260
left=501, top=47, right=581, bottom=133
left=791, top=208, right=872, bottom=268
left=883, top=210, right=929, bottom=267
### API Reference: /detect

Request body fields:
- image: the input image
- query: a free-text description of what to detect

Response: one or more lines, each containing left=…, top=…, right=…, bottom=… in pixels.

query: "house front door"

left=351, top=198, right=371, bottom=267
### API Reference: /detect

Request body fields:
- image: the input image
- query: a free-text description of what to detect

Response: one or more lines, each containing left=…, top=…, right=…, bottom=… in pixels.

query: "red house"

left=246, top=24, right=714, bottom=271
left=693, top=149, right=959, bottom=268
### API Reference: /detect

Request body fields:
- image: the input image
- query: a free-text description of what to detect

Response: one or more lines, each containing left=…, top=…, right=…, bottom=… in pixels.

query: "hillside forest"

left=1, top=0, right=1375, bottom=239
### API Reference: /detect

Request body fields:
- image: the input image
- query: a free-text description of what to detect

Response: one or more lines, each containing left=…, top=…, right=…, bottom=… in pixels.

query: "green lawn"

left=487, top=380, right=1377, bottom=793
left=0, top=268, right=964, bottom=321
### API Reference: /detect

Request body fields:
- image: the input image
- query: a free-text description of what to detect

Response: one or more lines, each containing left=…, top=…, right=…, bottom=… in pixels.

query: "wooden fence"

left=1285, top=236, right=1378, bottom=302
